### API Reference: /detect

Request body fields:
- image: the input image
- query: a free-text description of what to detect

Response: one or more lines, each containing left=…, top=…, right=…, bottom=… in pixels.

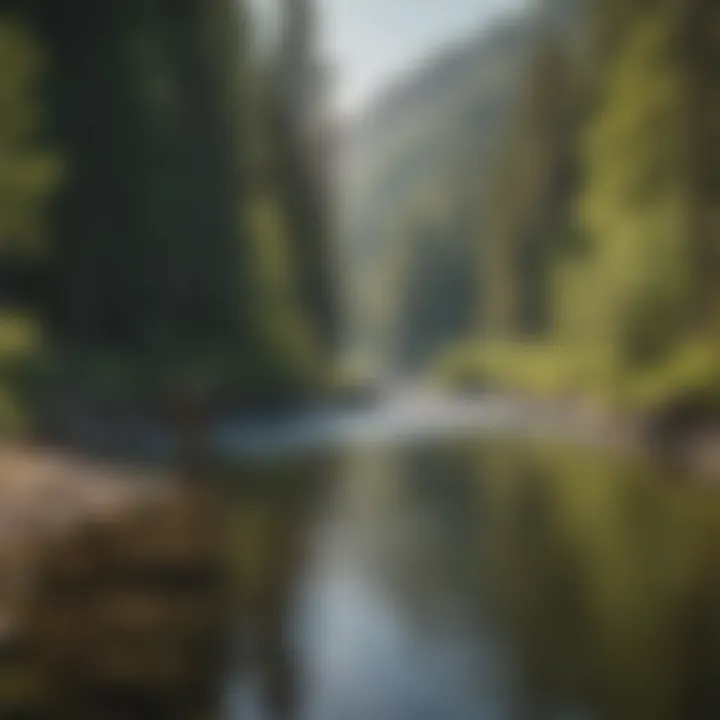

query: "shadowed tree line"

left=0, top=0, right=336, bottom=436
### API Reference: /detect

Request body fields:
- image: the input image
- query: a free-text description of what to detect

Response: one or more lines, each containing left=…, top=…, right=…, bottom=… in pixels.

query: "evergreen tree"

left=273, top=0, right=336, bottom=357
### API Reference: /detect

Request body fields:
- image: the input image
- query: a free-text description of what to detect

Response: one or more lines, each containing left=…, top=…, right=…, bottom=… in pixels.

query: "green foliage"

left=0, top=15, right=57, bottom=434
left=570, top=6, right=688, bottom=363
left=0, top=312, right=43, bottom=433
left=439, top=0, right=720, bottom=419
left=550, top=0, right=720, bottom=410
left=246, top=193, right=322, bottom=390
left=436, top=341, right=592, bottom=399
left=0, top=0, right=335, bottom=430
left=629, top=339, right=720, bottom=411
left=0, top=17, right=61, bottom=255
left=484, top=35, right=585, bottom=338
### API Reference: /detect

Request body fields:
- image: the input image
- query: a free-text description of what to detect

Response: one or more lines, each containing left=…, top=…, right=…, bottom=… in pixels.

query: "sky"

left=318, top=0, right=526, bottom=114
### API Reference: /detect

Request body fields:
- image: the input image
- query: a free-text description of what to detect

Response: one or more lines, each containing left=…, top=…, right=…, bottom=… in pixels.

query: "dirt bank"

left=0, top=444, right=228, bottom=719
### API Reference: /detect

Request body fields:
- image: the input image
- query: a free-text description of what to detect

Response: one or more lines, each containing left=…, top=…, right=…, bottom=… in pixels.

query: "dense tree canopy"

left=0, top=0, right=336, bottom=433
left=346, top=0, right=720, bottom=415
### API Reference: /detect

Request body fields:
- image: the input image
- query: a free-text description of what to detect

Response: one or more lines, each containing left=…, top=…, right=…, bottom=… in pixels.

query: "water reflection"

left=295, top=449, right=510, bottom=720
left=3, top=440, right=720, bottom=720
left=225, top=440, right=720, bottom=720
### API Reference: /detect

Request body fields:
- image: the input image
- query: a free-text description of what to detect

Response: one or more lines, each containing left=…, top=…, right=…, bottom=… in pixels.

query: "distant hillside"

left=340, top=12, right=535, bottom=371
left=339, top=0, right=586, bottom=373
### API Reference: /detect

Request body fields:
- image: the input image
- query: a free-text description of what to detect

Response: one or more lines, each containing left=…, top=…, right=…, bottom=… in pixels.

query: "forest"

left=0, top=0, right=336, bottom=438
left=346, top=0, right=720, bottom=422
left=1, top=0, right=719, bottom=437
left=2, top=3, right=720, bottom=718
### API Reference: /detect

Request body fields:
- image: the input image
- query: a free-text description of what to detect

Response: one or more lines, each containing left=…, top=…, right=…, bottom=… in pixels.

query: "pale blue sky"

left=318, top=0, right=526, bottom=113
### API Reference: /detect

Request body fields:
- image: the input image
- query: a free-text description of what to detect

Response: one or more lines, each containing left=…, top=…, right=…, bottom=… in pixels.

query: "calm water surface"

left=224, top=436, right=720, bottom=720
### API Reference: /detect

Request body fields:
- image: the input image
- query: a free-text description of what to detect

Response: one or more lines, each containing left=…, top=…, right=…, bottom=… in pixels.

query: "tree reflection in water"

left=15, top=443, right=715, bottom=718
left=226, top=440, right=720, bottom=720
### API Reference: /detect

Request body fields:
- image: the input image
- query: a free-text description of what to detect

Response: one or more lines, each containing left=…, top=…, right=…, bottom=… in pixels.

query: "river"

left=218, top=393, right=720, bottom=720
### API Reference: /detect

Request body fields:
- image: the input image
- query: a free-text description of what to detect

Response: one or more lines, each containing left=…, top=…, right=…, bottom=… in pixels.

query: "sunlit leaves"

left=0, top=17, right=61, bottom=254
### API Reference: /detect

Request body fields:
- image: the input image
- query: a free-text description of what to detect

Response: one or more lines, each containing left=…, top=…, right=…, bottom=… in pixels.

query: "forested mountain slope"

left=436, top=0, right=720, bottom=422
left=341, top=3, right=578, bottom=373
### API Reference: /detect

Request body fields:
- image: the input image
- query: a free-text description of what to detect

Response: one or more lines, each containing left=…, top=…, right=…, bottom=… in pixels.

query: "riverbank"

left=462, top=393, right=720, bottom=481
left=435, top=340, right=720, bottom=480
left=33, top=386, right=720, bottom=478
left=0, top=444, right=226, bottom=718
